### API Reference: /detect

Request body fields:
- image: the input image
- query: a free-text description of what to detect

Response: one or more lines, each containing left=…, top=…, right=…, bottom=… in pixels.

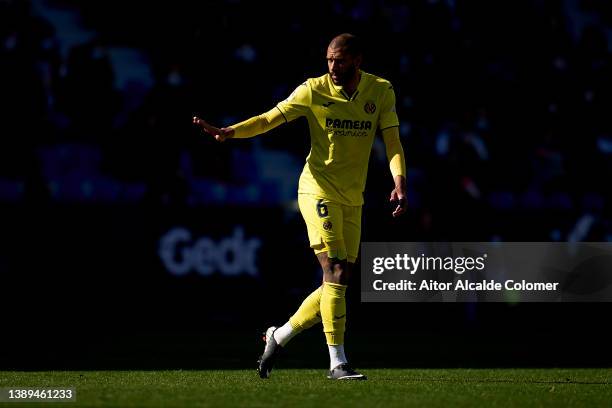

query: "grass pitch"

left=1, top=368, right=610, bottom=407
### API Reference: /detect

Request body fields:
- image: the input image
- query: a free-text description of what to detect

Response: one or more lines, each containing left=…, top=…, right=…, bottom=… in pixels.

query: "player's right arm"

left=193, top=108, right=285, bottom=142
left=193, top=81, right=311, bottom=142
left=230, top=107, right=286, bottom=138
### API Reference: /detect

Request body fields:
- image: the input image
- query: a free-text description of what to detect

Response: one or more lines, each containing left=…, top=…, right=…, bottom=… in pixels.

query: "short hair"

left=329, top=33, right=363, bottom=57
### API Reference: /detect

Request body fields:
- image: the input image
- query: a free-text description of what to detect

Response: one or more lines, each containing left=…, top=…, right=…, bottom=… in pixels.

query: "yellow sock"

left=321, top=282, right=347, bottom=345
left=289, top=286, right=322, bottom=332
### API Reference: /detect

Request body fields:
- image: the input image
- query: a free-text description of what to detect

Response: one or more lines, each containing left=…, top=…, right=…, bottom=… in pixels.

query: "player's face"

left=327, top=47, right=361, bottom=86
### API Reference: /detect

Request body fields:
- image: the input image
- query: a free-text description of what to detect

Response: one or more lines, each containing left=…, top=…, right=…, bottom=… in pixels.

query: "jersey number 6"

left=316, top=200, right=328, bottom=218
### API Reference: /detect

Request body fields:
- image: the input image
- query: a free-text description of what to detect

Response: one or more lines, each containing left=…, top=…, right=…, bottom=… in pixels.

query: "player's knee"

left=333, top=261, right=350, bottom=284
left=324, top=259, right=349, bottom=284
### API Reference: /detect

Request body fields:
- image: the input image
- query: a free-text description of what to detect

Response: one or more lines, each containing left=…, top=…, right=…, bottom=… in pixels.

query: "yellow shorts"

left=298, top=193, right=362, bottom=263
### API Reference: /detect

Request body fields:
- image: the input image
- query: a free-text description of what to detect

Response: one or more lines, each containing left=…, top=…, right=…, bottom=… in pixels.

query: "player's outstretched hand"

left=192, top=116, right=235, bottom=142
left=390, top=184, right=407, bottom=218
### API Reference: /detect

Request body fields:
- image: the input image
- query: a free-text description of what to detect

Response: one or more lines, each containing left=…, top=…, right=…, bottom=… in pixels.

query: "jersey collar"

left=330, top=70, right=365, bottom=101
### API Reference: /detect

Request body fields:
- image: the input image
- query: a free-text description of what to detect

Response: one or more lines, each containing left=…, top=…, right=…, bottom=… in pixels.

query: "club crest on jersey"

left=323, top=220, right=333, bottom=231
left=364, top=101, right=376, bottom=114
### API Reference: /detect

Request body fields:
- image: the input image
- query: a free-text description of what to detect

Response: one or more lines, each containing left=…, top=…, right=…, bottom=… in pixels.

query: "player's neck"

left=343, top=71, right=362, bottom=97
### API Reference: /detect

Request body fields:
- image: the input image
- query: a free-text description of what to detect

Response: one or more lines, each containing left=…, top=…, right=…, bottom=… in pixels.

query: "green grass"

left=0, top=369, right=611, bottom=407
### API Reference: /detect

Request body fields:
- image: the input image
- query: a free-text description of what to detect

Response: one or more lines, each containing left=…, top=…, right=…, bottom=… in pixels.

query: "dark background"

left=1, top=0, right=611, bottom=369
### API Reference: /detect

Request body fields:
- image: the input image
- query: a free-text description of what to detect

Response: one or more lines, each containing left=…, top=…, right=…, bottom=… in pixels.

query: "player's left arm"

left=379, top=83, right=406, bottom=217
left=382, top=126, right=407, bottom=217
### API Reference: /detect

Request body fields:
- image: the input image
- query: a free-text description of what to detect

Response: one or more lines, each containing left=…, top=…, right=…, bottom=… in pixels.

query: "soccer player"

left=193, top=33, right=406, bottom=380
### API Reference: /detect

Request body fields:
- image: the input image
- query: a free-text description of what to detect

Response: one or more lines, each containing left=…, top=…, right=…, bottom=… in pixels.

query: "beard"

left=331, top=64, right=357, bottom=86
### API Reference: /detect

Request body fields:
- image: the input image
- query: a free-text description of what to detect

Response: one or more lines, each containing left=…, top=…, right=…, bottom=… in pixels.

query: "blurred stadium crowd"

left=1, top=0, right=611, bottom=242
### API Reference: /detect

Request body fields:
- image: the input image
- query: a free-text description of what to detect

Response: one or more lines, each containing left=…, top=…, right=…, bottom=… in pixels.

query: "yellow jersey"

left=276, top=71, right=399, bottom=206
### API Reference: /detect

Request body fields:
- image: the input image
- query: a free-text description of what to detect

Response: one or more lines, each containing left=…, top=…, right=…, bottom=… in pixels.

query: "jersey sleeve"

left=382, top=126, right=406, bottom=178
left=378, top=84, right=400, bottom=131
left=231, top=107, right=286, bottom=139
left=276, top=81, right=312, bottom=122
